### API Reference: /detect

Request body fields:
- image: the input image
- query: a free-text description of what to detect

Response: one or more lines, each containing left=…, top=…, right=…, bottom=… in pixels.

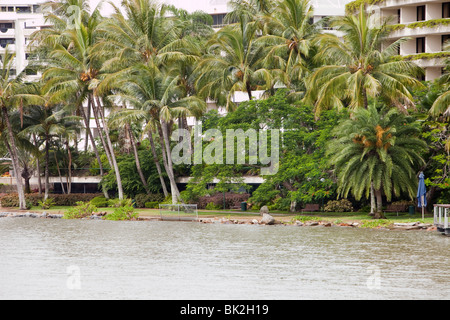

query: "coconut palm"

left=108, top=62, right=206, bottom=204
left=40, top=1, right=126, bottom=199
left=194, top=14, right=271, bottom=111
left=327, top=101, right=427, bottom=218
left=429, top=42, right=450, bottom=118
left=0, top=48, right=45, bottom=209
left=305, top=5, right=424, bottom=118
left=257, top=0, right=319, bottom=98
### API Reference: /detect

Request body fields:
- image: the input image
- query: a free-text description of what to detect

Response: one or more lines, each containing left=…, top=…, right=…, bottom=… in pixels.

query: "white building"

left=0, top=0, right=50, bottom=77
left=367, top=0, right=450, bottom=81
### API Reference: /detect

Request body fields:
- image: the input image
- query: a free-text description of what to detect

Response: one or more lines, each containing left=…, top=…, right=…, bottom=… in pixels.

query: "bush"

left=38, top=198, right=55, bottom=209
left=145, top=201, right=159, bottom=209
left=63, top=201, right=97, bottom=219
left=0, top=193, right=104, bottom=208
left=90, top=196, right=109, bottom=208
left=104, top=199, right=138, bottom=221
left=205, top=202, right=221, bottom=210
left=197, top=193, right=250, bottom=209
left=134, top=193, right=165, bottom=208
left=323, top=199, right=354, bottom=212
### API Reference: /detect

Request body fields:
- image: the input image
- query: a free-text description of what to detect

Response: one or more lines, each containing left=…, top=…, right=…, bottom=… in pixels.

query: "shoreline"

left=0, top=208, right=438, bottom=232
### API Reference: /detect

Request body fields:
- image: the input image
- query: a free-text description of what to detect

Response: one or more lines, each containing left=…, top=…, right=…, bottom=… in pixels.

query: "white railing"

left=159, top=204, right=198, bottom=221
left=433, top=204, right=449, bottom=229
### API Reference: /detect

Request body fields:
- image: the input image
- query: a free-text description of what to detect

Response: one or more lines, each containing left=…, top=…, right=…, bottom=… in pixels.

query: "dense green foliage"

left=0, top=0, right=448, bottom=218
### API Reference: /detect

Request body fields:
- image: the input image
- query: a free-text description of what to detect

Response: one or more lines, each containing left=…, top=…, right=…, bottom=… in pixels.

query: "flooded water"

left=0, top=218, right=449, bottom=300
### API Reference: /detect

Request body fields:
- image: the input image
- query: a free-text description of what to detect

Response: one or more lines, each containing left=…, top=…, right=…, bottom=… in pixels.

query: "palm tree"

left=305, top=5, right=424, bottom=118
left=194, top=14, right=271, bottom=111
left=257, top=0, right=318, bottom=97
left=109, top=62, right=206, bottom=204
left=0, top=48, right=44, bottom=209
left=429, top=42, right=450, bottom=118
left=327, top=101, right=427, bottom=219
left=39, top=1, right=126, bottom=199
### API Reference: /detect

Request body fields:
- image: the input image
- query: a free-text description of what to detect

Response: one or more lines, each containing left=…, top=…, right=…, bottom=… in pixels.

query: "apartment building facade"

left=0, top=0, right=50, bottom=77
left=366, top=0, right=450, bottom=81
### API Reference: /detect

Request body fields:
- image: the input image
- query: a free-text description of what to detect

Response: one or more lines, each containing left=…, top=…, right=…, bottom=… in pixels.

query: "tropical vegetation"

left=0, top=0, right=448, bottom=219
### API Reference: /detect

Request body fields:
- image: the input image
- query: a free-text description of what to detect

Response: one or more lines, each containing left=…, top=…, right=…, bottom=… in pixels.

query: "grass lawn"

left=17, top=205, right=435, bottom=227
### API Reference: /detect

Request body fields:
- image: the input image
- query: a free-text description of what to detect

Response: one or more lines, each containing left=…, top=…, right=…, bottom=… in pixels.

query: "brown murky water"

left=0, top=218, right=448, bottom=299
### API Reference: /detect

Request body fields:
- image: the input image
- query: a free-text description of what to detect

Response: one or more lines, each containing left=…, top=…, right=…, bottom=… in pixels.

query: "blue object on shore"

left=417, top=172, right=427, bottom=208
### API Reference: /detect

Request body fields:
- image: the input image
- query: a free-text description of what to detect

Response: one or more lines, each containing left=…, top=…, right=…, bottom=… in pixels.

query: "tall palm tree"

left=194, top=14, right=271, bottom=111
left=327, top=101, right=427, bottom=219
left=257, top=0, right=318, bottom=97
left=40, top=1, right=125, bottom=199
left=429, top=42, right=450, bottom=118
left=0, top=48, right=44, bottom=209
left=305, top=5, right=424, bottom=118
left=109, top=63, right=206, bottom=204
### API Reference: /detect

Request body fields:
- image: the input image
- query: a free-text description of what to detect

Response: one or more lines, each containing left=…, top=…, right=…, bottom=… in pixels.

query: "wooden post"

left=421, top=195, right=424, bottom=220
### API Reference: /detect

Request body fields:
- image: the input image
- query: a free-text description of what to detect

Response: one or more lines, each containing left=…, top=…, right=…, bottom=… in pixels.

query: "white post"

left=421, top=195, right=424, bottom=220
left=434, top=206, right=437, bottom=225
left=445, top=208, right=449, bottom=229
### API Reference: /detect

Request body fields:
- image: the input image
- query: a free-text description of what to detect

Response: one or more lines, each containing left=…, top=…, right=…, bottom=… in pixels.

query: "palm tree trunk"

left=33, top=134, right=42, bottom=195
left=44, top=133, right=50, bottom=201
left=128, top=126, right=150, bottom=194
left=79, top=103, right=104, bottom=176
left=54, top=152, right=66, bottom=194
left=94, top=95, right=124, bottom=200
left=148, top=129, right=168, bottom=197
left=1, top=110, right=26, bottom=210
left=159, top=121, right=181, bottom=204
left=374, top=188, right=385, bottom=219
left=65, top=140, right=72, bottom=194
left=370, top=182, right=375, bottom=216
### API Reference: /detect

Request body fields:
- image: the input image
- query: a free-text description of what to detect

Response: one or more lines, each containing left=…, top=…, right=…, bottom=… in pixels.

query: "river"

left=0, top=218, right=448, bottom=300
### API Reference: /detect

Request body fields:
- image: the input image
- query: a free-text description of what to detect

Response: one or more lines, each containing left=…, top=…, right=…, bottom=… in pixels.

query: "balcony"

left=0, top=28, right=15, bottom=37
left=387, top=19, right=450, bottom=39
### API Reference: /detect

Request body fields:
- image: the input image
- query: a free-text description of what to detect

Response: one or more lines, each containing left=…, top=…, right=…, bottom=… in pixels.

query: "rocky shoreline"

left=0, top=209, right=437, bottom=232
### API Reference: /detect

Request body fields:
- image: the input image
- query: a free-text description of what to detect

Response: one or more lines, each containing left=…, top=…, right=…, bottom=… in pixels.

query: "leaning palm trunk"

left=94, top=95, right=124, bottom=200
left=159, top=121, right=181, bottom=204
left=128, top=126, right=150, bottom=194
left=148, top=129, right=169, bottom=197
left=79, top=101, right=104, bottom=176
left=65, top=140, right=72, bottom=194
left=1, top=110, right=26, bottom=209
left=44, top=134, right=50, bottom=200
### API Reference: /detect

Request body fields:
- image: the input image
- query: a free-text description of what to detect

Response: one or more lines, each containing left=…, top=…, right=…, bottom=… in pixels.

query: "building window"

left=443, top=2, right=450, bottom=18
left=0, top=38, right=15, bottom=48
left=397, top=9, right=401, bottom=24
left=417, top=5, right=426, bottom=21
left=416, top=37, right=425, bottom=53
left=0, top=23, right=13, bottom=31
left=442, top=35, right=450, bottom=50
left=211, top=13, right=227, bottom=28
left=16, top=6, right=32, bottom=13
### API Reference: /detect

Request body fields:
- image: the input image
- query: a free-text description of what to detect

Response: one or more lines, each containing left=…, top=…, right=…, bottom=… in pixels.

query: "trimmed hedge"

left=196, top=193, right=250, bottom=209
left=134, top=193, right=165, bottom=208
left=0, top=193, right=104, bottom=208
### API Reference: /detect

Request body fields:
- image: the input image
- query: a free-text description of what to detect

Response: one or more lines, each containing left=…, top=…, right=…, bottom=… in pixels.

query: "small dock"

left=434, top=204, right=450, bottom=236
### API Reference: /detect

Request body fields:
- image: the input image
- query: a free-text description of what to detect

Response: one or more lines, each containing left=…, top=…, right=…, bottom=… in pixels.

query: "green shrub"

left=104, top=203, right=138, bottom=221
left=205, top=202, right=221, bottom=210
left=38, top=198, right=55, bottom=209
left=63, top=201, right=97, bottom=219
left=90, top=196, right=109, bottom=207
left=323, top=199, right=354, bottom=212
left=144, top=201, right=159, bottom=209
left=134, top=193, right=165, bottom=208
left=0, top=193, right=104, bottom=208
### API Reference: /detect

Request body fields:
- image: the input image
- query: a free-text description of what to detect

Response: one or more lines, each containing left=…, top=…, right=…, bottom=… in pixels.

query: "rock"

left=305, top=221, right=319, bottom=226
left=295, top=220, right=304, bottom=226
left=321, top=222, right=332, bottom=227
left=259, top=206, right=269, bottom=215
left=260, top=213, right=275, bottom=225
left=252, top=219, right=259, bottom=224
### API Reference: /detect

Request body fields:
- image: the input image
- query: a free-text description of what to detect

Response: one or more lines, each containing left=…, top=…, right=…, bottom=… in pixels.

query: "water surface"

left=0, top=218, right=448, bottom=299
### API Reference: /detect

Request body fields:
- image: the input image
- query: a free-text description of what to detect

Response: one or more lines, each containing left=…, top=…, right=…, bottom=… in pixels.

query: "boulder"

left=260, top=213, right=275, bottom=225
left=259, top=206, right=269, bottom=215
